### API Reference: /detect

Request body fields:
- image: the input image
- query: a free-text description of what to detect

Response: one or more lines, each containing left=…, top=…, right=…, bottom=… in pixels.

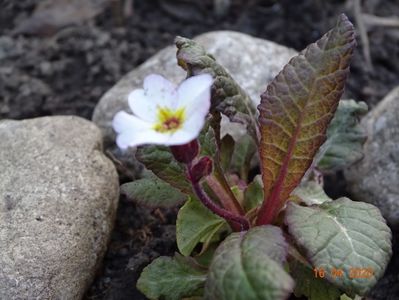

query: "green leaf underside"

left=290, top=257, right=342, bottom=300
left=257, top=14, right=356, bottom=222
left=291, top=180, right=331, bottom=206
left=137, top=255, right=207, bottom=300
left=136, top=145, right=192, bottom=195
left=175, top=36, right=257, bottom=136
left=285, top=198, right=392, bottom=296
left=121, top=176, right=187, bottom=208
left=316, top=99, right=368, bottom=171
left=177, top=197, right=229, bottom=256
left=204, top=226, right=294, bottom=300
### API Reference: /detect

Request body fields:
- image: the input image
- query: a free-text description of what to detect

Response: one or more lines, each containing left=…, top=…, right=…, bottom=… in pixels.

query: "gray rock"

left=0, top=116, right=119, bottom=299
left=92, top=30, right=297, bottom=146
left=345, top=87, right=399, bottom=227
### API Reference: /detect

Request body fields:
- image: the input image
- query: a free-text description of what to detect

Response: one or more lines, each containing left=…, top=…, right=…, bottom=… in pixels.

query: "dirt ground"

left=1, top=0, right=398, bottom=299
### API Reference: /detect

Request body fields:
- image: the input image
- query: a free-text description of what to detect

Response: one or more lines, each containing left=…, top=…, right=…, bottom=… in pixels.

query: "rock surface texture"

left=92, top=30, right=297, bottom=145
left=345, top=87, right=399, bottom=226
left=0, top=116, right=119, bottom=299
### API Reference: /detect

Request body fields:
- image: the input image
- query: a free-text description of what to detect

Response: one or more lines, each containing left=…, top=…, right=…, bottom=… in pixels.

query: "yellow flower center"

left=154, top=106, right=186, bottom=133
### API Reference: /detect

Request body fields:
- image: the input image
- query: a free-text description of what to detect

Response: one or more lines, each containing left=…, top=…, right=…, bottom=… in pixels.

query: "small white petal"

left=128, top=89, right=157, bottom=122
left=116, top=129, right=171, bottom=149
left=113, top=111, right=155, bottom=150
left=183, top=85, right=212, bottom=119
left=167, top=129, right=198, bottom=145
left=116, top=131, right=135, bottom=150
left=182, top=112, right=208, bottom=138
left=177, top=74, right=213, bottom=115
left=143, top=74, right=178, bottom=108
left=112, top=111, right=151, bottom=134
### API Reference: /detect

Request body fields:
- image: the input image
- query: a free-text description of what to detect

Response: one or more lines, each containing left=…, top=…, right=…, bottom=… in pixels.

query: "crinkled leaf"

left=291, top=180, right=331, bottom=206
left=136, top=145, right=192, bottom=195
left=137, top=254, right=207, bottom=300
left=285, top=198, right=392, bottom=296
left=257, top=14, right=356, bottom=223
left=316, top=99, right=368, bottom=171
left=290, top=256, right=342, bottom=300
left=243, top=175, right=264, bottom=211
left=175, top=36, right=257, bottom=138
left=230, top=134, right=257, bottom=181
left=204, top=226, right=294, bottom=300
left=176, top=197, right=229, bottom=256
left=199, top=125, right=217, bottom=157
left=120, top=176, right=187, bottom=208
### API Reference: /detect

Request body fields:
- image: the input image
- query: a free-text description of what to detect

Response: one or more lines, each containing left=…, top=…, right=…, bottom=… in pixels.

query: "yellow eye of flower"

left=154, top=106, right=186, bottom=133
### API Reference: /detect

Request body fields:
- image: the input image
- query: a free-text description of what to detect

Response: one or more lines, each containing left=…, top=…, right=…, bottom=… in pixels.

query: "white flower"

left=112, top=73, right=213, bottom=150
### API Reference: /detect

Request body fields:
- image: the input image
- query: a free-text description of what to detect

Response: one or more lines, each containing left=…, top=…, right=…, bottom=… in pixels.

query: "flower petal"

left=128, top=89, right=157, bottom=122
left=143, top=74, right=178, bottom=108
left=182, top=112, right=208, bottom=138
left=112, top=111, right=152, bottom=134
left=167, top=129, right=198, bottom=145
left=177, top=74, right=213, bottom=115
left=116, top=129, right=171, bottom=149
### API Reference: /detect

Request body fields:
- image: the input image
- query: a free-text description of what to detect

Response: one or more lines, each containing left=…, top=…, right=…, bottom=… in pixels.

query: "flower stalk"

left=213, top=163, right=245, bottom=215
left=187, top=161, right=250, bottom=232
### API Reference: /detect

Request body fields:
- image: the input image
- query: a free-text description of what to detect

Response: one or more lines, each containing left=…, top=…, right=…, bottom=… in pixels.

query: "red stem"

left=255, top=193, right=279, bottom=226
left=205, top=174, right=244, bottom=216
left=257, top=104, right=306, bottom=226
left=188, top=167, right=250, bottom=232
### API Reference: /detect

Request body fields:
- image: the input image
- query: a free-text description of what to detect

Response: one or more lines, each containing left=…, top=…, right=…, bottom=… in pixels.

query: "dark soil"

left=1, top=0, right=398, bottom=299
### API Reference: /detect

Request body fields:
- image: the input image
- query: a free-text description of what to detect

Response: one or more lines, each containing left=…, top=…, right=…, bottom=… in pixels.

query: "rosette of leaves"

left=122, top=14, right=392, bottom=300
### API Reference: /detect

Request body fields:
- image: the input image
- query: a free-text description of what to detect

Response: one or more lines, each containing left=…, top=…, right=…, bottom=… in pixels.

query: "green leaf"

left=136, top=145, right=192, bottom=195
left=290, top=256, right=342, bottom=300
left=243, top=175, right=264, bottom=212
left=220, top=134, right=235, bottom=171
left=204, top=226, right=294, bottom=300
left=194, top=243, right=219, bottom=268
left=316, top=100, right=368, bottom=171
left=121, top=176, right=187, bottom=208
left=175, top=36, right=257, bottom=138
left=230, top=134, right=257, bottom=181
left=291, top=180, right=331, bottom=206
left=137, top=254, right=207, bottom=300
left=257, top=14, right=356, bottom=224
left=285, top=198, right=392, bottom=296
left=176, top=197, right=229, bottom=256
left=340, top=294, right=355, bottom=300
left=198, top=125, right=217, bottom=157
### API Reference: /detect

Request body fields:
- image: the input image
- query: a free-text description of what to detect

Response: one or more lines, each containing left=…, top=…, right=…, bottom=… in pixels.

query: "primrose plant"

left=113, top=15, right=392, bottom=300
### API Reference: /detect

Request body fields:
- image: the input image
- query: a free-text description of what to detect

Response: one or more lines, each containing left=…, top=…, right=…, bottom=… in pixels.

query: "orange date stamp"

left=313, top=267, right=374, bottom=279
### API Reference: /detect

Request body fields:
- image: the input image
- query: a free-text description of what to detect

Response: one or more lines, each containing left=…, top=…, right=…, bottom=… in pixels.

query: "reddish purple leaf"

left=257, top=14, right=356, bottom=225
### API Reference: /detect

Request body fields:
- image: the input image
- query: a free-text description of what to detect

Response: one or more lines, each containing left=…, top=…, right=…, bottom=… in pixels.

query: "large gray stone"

left=345, top=87, right=399, bottom=227
left=0, top=116, right=119, bottom=299
left=92, top=30, right=297, bottom=146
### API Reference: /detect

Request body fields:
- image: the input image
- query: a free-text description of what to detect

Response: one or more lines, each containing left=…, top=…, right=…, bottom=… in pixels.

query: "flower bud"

left=170, top=139, right=199, bottom=164
left=190, top=156, right=213, bottom=183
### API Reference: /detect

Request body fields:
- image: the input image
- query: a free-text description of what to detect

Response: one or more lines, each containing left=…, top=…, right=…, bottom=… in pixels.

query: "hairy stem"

left=255, top=196, right=278, bottom=226
left=206, top=172, right=244, bottom=216
left=188, top=166, right=250, bottom=231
